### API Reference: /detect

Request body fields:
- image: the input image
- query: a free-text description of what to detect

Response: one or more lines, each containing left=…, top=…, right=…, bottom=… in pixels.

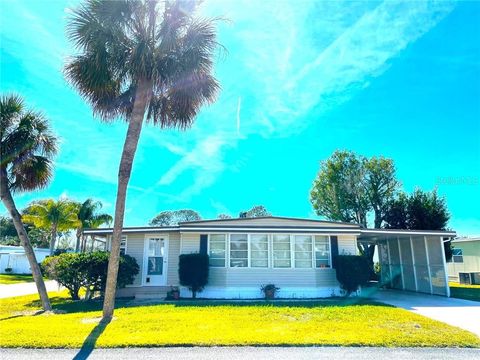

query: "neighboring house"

left=85, top=216, right=455, bottom=299
left=0, top=246, right=50, bottom=274
left=448, top=237, right=480, bottom=282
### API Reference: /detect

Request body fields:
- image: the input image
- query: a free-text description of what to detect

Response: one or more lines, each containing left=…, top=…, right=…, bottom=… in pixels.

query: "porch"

left=359, top=229, right=456, bottom=297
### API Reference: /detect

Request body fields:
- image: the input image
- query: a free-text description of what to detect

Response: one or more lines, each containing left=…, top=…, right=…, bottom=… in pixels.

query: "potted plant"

left=261, top=284, right=280, bottom=300
left=166, top=286, right=180, bottom=300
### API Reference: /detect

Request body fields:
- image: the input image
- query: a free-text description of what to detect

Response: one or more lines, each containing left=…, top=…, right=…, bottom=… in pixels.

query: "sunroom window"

left=294, top=235, right=313, bottom=268
left=230, top=234, right=248, bottom=267
left=273, top=234, right=291, bottom=268
left=315, top=235, right=330, bottom=268
left=209, top=234, right=226, bottom=267
left=250, top=234, right=268, bottom=268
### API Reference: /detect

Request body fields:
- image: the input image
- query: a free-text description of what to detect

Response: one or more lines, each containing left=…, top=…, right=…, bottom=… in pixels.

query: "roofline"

left=452, top=237, right=480, bottom=243
left=179, top=216, right=361, bottom=227
left=360, top=229, right=456, bottom=237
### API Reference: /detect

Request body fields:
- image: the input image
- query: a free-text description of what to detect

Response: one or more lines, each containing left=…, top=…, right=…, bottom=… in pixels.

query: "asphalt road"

left=1, top=347, right=479, bottom=360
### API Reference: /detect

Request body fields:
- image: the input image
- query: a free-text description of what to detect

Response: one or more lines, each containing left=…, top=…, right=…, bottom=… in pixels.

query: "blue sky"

left=1, top=0, right=479, bottom=235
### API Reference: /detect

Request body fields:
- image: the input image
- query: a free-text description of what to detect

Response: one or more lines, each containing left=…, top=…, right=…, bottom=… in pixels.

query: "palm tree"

left=23, top=199, right=80, bottom=255
left=0, top=94, right=57, bottom=311
left=65, top=0, right=221, bottom=319
left=75, top=198, right=112, bottom=252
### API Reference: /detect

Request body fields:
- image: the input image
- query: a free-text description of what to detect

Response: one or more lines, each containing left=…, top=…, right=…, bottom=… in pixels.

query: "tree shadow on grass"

left=73, top=317, right=111, bottom=360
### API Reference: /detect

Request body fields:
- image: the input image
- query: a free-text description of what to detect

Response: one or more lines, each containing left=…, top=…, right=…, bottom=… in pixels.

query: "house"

left=84, top=216, right=455, bottom=299
left=447, top=237, right=480, bottom=283
left=0, top=246, right=50, bottom=274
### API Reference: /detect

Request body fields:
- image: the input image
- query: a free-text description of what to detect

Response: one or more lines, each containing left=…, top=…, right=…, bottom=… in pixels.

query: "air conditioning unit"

left=459, top=272, right=480, bottom=285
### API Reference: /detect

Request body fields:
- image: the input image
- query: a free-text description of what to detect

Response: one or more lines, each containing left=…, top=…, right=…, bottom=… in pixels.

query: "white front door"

left=143, top=236, right=168, bottom=286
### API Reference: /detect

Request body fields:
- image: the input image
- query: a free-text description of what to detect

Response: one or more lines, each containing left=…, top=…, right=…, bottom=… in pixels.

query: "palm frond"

left=0, top=94, right=57, bottom=193
left=66, top=0, right=222, bottom=128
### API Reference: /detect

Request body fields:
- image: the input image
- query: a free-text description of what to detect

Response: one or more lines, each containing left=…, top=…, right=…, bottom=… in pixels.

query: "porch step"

left=135, top=291, right=168, bottom=300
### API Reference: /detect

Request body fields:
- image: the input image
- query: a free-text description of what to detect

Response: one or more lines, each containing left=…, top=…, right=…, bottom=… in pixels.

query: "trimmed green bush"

left=41, top=251, right=139, bottom=300
left=335, top=255, right=371, bottom=295
left=179, top=253, right=209, bottom=298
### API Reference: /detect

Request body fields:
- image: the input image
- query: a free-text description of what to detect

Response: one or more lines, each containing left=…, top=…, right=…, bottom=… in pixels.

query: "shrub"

left=335, top=255, right=371, bottom=296
left=178, top=253, right=209, bottom=298
left=42, top=253, right=88, bottom=300
left=41, top=251, right=139, bottom=300
left=4, top=267, right=12, bottom=273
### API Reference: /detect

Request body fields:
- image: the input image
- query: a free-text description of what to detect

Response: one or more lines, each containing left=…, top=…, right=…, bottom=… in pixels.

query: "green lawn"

left=0, top=274, right=37, bottom=284
left=0, top=291, right=478, bottom=348
left=449, top=282, right=480, bottom=302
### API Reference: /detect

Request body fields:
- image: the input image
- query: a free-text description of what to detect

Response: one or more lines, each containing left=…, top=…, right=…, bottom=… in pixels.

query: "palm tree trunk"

left=0, top=169, right=52, bottom=311
left=49, top=224, right=57, bottom=255
left=102, top=78, right=152, bottom=319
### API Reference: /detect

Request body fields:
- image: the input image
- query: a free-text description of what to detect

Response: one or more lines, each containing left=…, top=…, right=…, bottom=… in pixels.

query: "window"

left=250, top=234, right=268, bottom=267
left=209, top=234, right=226, bottom=267
left=108, top=235, right=127, bottom=254
left=120, top=235, right=127, bottom=255
left=273, top=234, right=291, bottom=268
left=294, top=235, right=313, bottom=268
left=452, top=248, right=463, bottom=263
left=315, top=235, right=330, bottom=268
left=230, top=234, right=248, bottom=267
left=147, top=238, right=164, bottom=275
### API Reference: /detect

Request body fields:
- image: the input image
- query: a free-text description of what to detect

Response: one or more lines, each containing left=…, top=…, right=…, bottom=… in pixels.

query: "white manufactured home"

left=84, top=216, right=455, bottom=299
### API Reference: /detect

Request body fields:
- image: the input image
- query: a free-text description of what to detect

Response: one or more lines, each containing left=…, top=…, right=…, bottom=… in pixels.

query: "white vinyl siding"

left=120, top=233, right=143, bottom=286
left=180, top=233, right=200, bottom=254
left=338, top=235, right=357, bottom=255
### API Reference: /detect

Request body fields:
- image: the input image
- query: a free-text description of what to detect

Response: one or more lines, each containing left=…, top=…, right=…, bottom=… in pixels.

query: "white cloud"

left=156, top=133, right=236, bottom=201
left=155, top=0, right=457, bottom=198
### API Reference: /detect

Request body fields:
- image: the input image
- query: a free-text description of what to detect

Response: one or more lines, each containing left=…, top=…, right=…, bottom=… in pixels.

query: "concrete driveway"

left=0, top=280, right=59, bottom=299
left=369, top=289, right=480, bottom=337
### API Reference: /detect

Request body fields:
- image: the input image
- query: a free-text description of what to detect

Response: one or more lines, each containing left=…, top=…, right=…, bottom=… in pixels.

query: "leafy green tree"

left=310, top=151, right=401, bottom=278
left=383, top=188, right=449, bottom=230
left=382, top=192, right=410, bottom=229
left=310, top=151, right=369, bottom=226
left=74, top=199, right=112, bottom=252
left=0, top=215, right=18, bottom=245
left=239, top=205, right=271, bottom=218
left=150, top=209, right=201, bottom=226
left=66, top=0, right=222, bottom=319
left=23, top=199, right=80, bottom=255
left=217, top=213, right=232, bottom=219
left=364, top=156, right=400, bottom=228
left=0, top=94, right=57, bottom=311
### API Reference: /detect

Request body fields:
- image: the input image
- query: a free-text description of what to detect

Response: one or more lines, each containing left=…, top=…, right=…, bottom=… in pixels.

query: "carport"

left=359, top=229, right=456, bottom=297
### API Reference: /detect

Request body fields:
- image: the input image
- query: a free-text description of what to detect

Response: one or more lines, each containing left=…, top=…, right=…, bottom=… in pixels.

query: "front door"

left=143, top=236, right=168, bottom=286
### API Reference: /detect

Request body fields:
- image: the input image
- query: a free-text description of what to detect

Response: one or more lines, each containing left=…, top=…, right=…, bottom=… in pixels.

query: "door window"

left=147, top=238, right=164, bottom=275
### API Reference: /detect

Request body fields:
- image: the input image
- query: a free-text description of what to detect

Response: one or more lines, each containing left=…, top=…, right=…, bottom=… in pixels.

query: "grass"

left=449, top=282, right=480, bottom=302
left=0, top=274, right=37, bottom=284
left=0, top=291, right=479, bottom=348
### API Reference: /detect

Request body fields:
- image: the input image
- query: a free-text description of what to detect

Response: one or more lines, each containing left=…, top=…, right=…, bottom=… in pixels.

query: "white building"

left=0, top=246, right=50, bottom=274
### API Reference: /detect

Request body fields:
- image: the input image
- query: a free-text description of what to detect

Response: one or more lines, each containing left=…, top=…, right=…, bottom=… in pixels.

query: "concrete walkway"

left=0, top=280, right=59, bottom=299
left=1, top=347, right=479, bottom=360
left=369, top=289, right=480, bottom=337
